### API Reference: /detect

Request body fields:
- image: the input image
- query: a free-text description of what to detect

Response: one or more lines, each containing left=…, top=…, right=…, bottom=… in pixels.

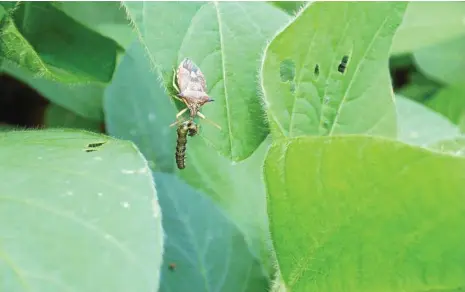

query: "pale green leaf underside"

left=264, top=136, right=465, bottom=291
left=391, top=2, right=465, bottom=55
left=154, top=173, right=268, bottom=292
left=429, top=137, right=465, bottom=157
left=395, top=95, right=460, bottom=146
left=261, top=2, right=407, bottom=139
left=414, top=37, right=465, bottom=86
left=122, top=1, right=289, bottom=161
left=0, top=129, right=163, bottom=292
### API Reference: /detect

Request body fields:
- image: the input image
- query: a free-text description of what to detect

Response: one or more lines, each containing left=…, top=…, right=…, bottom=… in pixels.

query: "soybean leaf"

left=414, top=36, right=465, bottom=85
left=154, top=172, right=268, bottom=292
left=44, top=104, right=102, bottom=132
left=430, top=137, right=465, bottom=156
left=268, top=1, right=306, bottom=15
left=104, top=41, right=273, bottom=276
left=261, top=2, right=407, bottom=139
left=425, top=86, right=465, bottom=132
left=0, top=129, right=163, bottom=292
left=0, top=2, right=118, bottom=83
left=52, top=2, right=134, bottom=49
left=1, top=60, right=105, bottom=121
left=264, top=136, right=465, bottom=291
left=395, top=95, right=460, bottom=146
left=122, top=1, right=289, bottom=161
left=391, top=2, right=465, bottom=55
left=396, top=71, right=441, bottom=103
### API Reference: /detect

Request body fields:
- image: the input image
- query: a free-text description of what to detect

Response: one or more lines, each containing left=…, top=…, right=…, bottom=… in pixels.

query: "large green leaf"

left=395, top=95, right=460, bottom=146
left=0, top=2, right=118, bottom=83
left=104, top=41, right=273, bottom=278
left=44, top=104, right=102, bottom=132
left=0, top=129, right=163, bottom=292
left=154, top=172, right=268, bottom=292
left=122, top=1, right=289, bottom=161
left=52, top=2, right=134, bottom=49
left=391, top=2, right=465, bottom=55
left=261, top=2, right=407, bottom=139
left=425, top=86, right=465, bottom=132
left=264, top=136, right=465, bottom=291
left=1, top=61, right=105, bottom=121
left=414, top=37, right=465, bottom=86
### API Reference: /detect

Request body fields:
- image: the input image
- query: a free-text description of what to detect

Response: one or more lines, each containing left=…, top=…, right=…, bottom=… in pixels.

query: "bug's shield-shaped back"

left=177, top=58, right=207, bottom=93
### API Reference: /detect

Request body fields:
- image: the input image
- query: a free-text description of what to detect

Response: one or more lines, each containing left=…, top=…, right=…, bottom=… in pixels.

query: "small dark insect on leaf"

left=87, top=142, right=106, bottom=148
left=168, top=263, right=176, bottom=271
left=338, top=55, right=349, bottom=73
left=314, top=64, right=320, bottom=77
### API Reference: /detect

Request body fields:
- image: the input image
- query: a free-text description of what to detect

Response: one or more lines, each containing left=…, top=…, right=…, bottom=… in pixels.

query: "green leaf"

left=154, top=172, right=268, bottom=292
left=0, top=2, right=118, bottom=83
left=414, top=37, right=465, bottom=85
left=261, top=2, right=407, bottom=139
left=0, top=129, right=163, bottom=292
left=391, top=2, right=465, bottom=55
left=395, top=95, right=460, bottom=146
left=268, top=1, right=306, bottom=15
left=122, top=1, right=289, bottom=161
left=429, top=137, right=465, bottom=156
left=396, top=71, right=441, bottom=103
left=44, top=103, right=102, bottom=132
left=264, top=135, right=465, bottom=291
left=1, top=60, right=105, bottom=121
left=425, top=86, right=465, bottom=132
left=105, top=41, right=274, bottom=277
left=52, top=2, right=134, bottom=49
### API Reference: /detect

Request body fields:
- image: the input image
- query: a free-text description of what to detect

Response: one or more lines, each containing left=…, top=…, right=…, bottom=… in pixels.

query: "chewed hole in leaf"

left=84, top=141, right=106, bottom=153
left=87, top=142, right=106, bottom=148
left=279, top=59, right=296, bottom=82
left=338, top=55, right=350, bottom=74
left=314, top=64, right=320, bottom=77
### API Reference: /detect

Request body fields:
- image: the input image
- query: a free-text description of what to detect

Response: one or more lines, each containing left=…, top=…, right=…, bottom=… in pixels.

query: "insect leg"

left=197, top=112, right=222, bottom=130
left=169, top=108, right=189, bottom=127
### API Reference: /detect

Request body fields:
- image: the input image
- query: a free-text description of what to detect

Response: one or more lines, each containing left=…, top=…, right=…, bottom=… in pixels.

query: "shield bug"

left=175, top=120, right=199, bottom=170
left=170, top=58, right=221, bottom=130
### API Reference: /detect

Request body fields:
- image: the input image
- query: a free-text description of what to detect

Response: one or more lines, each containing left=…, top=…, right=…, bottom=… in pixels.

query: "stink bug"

left=170, top=58, right=221, bottom=130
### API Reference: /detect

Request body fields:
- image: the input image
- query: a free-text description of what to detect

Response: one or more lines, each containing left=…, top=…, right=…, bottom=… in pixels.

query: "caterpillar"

left=175, top=120, right=198, bottom=169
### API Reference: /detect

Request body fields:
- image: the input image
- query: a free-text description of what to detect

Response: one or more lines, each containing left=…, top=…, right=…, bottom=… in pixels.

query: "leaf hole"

left=87, top=142, right=106, bottom=148
left=338, top=55, right=349, bottom=74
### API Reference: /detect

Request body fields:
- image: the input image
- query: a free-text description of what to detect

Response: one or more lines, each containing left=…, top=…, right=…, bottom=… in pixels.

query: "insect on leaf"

left=122, top=1, right=289, bottom=161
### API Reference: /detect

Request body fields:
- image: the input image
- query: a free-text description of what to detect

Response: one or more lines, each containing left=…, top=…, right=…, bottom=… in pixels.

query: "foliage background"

left=1, top=1, right=464, bottom=292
